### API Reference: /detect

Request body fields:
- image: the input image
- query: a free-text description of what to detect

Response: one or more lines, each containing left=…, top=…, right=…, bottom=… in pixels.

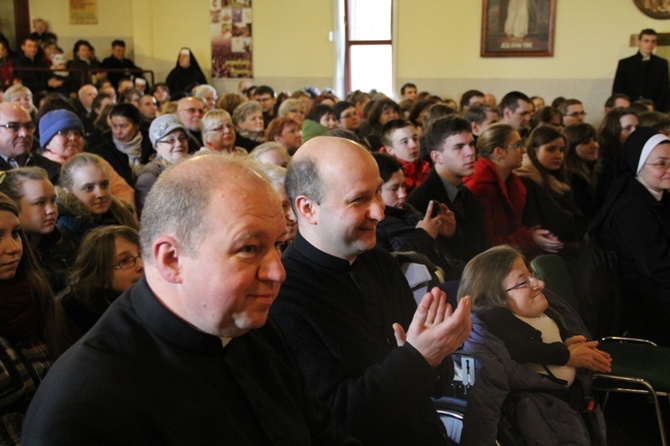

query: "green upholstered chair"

left=530, top=254, right=670, bottom=446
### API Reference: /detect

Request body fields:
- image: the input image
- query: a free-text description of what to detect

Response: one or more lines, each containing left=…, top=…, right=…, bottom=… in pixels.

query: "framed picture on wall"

left=633, top=0, right=670, bottom=19
left=481, top=0, right=556, bottom=57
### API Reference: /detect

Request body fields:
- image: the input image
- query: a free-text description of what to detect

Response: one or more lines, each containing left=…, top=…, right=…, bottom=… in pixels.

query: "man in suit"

left=101, top=40, right=142, bottom=89
left=499, top=91, right=533, bottom=136
left=12, top=36, right=62, bottom=94
left=613, top=28, right=669, bottom=111
left=408, top=116, right=489, bottom=264
left=0, top=103, right=60, bottom=183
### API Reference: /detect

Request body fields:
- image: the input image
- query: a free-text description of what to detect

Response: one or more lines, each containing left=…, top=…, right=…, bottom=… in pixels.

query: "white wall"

left=27, top=0, right=670, bottom=122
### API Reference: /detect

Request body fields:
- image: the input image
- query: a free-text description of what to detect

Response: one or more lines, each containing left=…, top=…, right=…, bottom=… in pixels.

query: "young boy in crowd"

left=380, top=119, right=430, bottom=193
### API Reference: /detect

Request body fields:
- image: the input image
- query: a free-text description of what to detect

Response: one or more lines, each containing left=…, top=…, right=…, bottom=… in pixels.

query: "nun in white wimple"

left=590, top=126, right=670, bottom=346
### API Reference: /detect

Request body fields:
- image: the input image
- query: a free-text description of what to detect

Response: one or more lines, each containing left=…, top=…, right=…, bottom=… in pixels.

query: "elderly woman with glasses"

left=591, top=127, right=670, bottom=347
left=200, top=109, right=247, bottom=155
left=62, top=225, right=143, bottom=342
left=456, top=245, right=611, bottom=445
left=134, top=114, right=191, bottom=216
left=232, top=100, right=265, bottom=152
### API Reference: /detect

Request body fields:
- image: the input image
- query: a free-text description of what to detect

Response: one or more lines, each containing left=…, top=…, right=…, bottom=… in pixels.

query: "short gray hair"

left=278, top=98, right=304, bottom=117
left=3, top=85, right=32, bottom=103
left=140, top=154, right=267, bottom=260
left=285, top=153, right=324, bottom=212
left=253, top=161, right=286, bottom=191
left=201, top=109, right=231, bottom=131
left=232, top=100, right=262, bottom=127
left=248, top=142, right=289, bottom=165
left=193, top=84, right=217, bottom=99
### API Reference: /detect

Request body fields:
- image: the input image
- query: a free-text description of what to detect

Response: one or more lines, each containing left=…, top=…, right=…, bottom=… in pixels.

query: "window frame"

left=342, top=0, right=395, bottom=95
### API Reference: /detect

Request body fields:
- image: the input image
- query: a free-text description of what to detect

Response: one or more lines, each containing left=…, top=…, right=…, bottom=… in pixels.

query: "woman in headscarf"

left=165, top=48, right=207, bottom=96
left=590, top=127, right=670, bottom=346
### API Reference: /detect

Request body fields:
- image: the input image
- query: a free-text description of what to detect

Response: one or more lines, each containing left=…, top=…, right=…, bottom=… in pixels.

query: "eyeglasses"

left=56, top=129, right=83, bottom=138
left=645, top=160, right=670, bottom=170
left=505, top=141, right=525, bottom=150
left=0, top=121, right=36, bottom=132
left=179, top=107, right=204, bottom=115
left=112, top=255, right=141, bottom=270
left=505, top=272, right=541, bottom=292
left=564, top=111, right=587, bottom=117
left=207, top=124, right=234, bottom=132
left=157, top=135, right=189, bottom=146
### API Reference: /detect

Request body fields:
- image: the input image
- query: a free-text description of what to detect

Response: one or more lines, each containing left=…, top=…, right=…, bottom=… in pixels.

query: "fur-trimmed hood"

left=56, top=186, right=137, bottom=234
left=516, top=154, right=571, bottom=198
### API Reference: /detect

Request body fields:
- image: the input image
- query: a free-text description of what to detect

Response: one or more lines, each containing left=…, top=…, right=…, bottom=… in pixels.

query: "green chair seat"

left=600, top=342, right=670, bottom=390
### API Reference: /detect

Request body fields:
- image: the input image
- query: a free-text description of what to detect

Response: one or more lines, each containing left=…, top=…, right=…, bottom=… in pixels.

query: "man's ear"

left=471, top=121, right=481, bottom=136
left=430, top=149, right=442, bottom=165
left=294, top=195, right=318, bottom=225
left=152, top=235, right=183, bottom=284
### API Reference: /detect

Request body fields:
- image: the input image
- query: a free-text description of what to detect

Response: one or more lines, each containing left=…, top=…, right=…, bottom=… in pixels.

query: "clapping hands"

left=393, top=287, right=471, bottom=368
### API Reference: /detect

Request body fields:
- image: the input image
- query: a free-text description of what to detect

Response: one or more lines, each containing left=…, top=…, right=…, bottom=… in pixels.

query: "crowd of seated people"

left=3, top=23, right=670, bottom=443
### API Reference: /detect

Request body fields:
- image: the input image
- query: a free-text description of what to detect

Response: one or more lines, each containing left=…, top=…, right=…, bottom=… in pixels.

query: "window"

left=344, top=0, right=393, bottom=96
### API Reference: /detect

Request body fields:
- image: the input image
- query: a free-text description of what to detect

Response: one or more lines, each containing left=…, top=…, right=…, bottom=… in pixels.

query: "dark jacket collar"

left=129, top=276, right=224, bottom=354
left=289, top=232, right=352, bottom=272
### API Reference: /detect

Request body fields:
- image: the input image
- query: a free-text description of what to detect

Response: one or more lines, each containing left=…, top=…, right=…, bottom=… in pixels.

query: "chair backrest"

left=393, top=251, right=444, bottom=305
left=567, top=236, right=624, bottom=339
left=529, top=254, right=580, bottom=312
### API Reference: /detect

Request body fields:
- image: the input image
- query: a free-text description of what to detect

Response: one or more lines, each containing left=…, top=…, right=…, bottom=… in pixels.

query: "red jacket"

left=0, top=60, right=14, bottom=89
left=378, top=148, right=430, bottom=194
left=398, top=157, right=430, bottom=194
left=463, top=157, right=538, bottom=256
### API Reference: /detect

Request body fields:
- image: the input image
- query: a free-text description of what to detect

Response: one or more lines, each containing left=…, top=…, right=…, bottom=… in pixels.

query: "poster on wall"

left=211, top=0, right=253, bottom=79
left=481, top=0, right=555, bottom=57
left=69, top=0, right=98, bottom=25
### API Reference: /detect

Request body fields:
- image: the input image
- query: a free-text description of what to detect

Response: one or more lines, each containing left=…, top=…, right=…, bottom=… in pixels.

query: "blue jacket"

left=460, top=291, right=606, bottom=445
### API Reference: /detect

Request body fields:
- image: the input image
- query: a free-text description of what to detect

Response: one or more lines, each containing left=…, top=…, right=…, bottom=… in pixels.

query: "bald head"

left=140, top=152, right=286, bottom=337
left=177, top=97, right=206, bottom=130
left=287, top=136, right=385, bottom=261
left=287, top=136, right=372, bottom=208
left=0, top=102, right=30, bottom=119
left=294, top=135, right=371, bottom=168
left=0, top=103, right=34, bottom=158
left=78, top=84, right=98, bottom=110
left=141, top=153, right=280, bottom=261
